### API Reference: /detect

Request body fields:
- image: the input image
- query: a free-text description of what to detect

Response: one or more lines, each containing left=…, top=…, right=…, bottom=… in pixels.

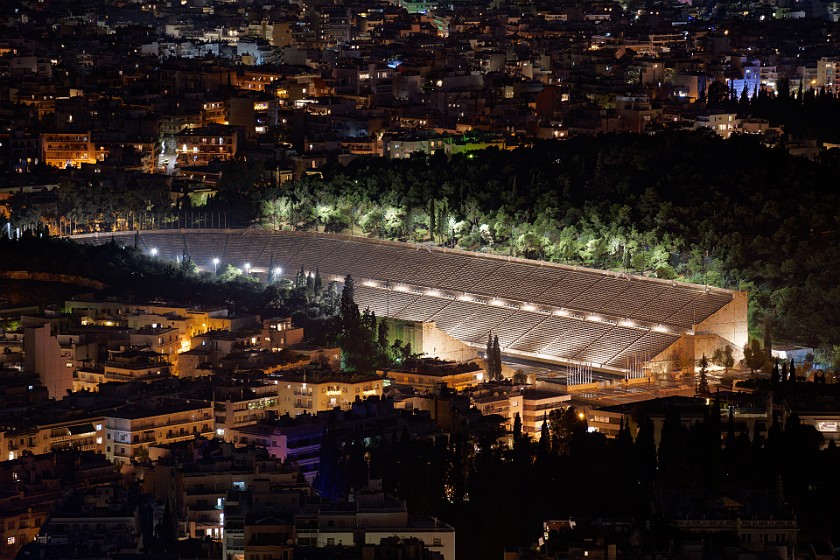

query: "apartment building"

left=276, top=370, right=383, bottom=417
left=175, top=124, right=241, bottom=166
left=40, top=132, right=102, bottom=168
left=105, top=399, right=214, bottom=462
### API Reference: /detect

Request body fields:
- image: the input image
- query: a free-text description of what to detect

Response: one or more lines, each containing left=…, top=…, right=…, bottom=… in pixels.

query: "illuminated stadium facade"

left=74, top=229, right=748, bottom=375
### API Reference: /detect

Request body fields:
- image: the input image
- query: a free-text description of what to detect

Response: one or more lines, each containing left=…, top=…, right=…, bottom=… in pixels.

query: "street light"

left=150, top=248, right=158, bottom=257
left=244, top=263, right=251, bottom=274
left=213, top=258, right=220, bottom=274
left=273, top=267, right=282, bottom=279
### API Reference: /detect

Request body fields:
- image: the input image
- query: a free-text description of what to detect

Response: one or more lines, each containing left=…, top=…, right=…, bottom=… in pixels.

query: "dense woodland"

left=8, top=130, right=840, bottom=351
left=235, top=130, right=840, bottom=350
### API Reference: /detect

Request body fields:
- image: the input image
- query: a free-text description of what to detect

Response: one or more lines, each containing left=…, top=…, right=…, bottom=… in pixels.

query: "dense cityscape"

left=2, top=0, right=840, bottom=558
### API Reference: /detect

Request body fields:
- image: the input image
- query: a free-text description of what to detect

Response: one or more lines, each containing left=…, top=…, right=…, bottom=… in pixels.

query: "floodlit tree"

left=295, top=265, right=306, bottom=290
left=743, top=339, right=766, bottom=373
left=712, top=345, right=735, bottom=373
left=697, top=354, right=710, bottom=396
left=314, top=268, right=323, bottom=296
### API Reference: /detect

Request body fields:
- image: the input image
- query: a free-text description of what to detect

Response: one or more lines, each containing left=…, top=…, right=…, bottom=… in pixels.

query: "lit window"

left=7, top=537, right=15, bottom=545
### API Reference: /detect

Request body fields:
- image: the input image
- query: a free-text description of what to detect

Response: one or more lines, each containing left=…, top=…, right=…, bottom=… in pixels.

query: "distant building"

left=175, top=124, right=242, bottom=166
left=261, top=317, right=305, bottom=352
left=105, top=398, right=214, bottom=462
left=229, top=417, right=324, bottom=480
left=693, top=113, right=737, bottom=138
left=276, top=369, right=383, bottom=416
left=381, top=358, right=485, bottom=391
left=23, top=321, right=70, bottom=400
left=471, top=384, right=571, bottom=435
left=816, top=57, right=840, bottom=95
left=73, top=348, right=170, bottom=392
left=40, top=132, right=101, bottom=168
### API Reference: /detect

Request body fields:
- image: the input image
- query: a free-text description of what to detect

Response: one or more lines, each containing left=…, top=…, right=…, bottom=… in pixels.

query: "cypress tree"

left=296, top=265, right=306, bottom=289
left=485, top=332, right=495, bottom=381
left=539, top=412, right=550, bottom=455
left=789, top=359, right=797, bottom=386
left=493, top=335, right=502, bottom=380
left=306, top=272, right=315, bottom=300
left=341, top=275, right=356, bottom=316
left=635, top=416, right=657, bottom=485
left=377, top=319, right=389, bottom=348
left=314, top=267, right=323, bottom=295
left=697, top=354, right=710, bottom=396
left=512, top=412, right=522, bottom=445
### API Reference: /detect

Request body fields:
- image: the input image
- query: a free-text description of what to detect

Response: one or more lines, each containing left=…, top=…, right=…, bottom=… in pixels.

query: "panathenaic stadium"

left=74, top=229, right=747, bottom=375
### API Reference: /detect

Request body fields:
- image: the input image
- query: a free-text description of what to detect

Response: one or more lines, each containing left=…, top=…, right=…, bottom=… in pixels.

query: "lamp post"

left=213, top=258, right=220, bottom=274
left=244, top=263, right=251, bottom=275
left=150, top=248, right=158, bottom=257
